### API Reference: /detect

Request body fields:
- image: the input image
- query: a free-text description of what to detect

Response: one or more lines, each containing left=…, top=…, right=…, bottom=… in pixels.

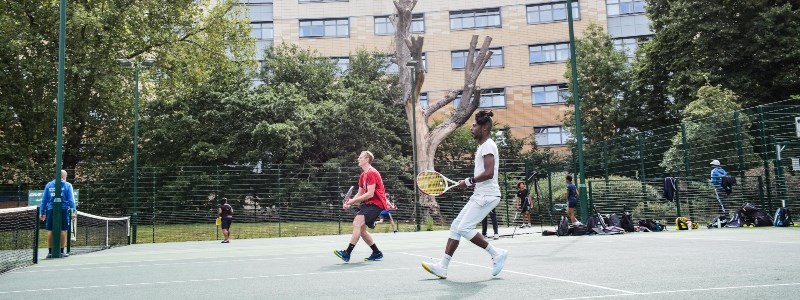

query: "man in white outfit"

left=421, top=110, right=508, bottom=279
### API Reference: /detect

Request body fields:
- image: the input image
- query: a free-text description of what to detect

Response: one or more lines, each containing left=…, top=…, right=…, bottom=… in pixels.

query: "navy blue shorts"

left=568, top=200, right=577, bottom=208
left=45, top=208, right=70, bottom=231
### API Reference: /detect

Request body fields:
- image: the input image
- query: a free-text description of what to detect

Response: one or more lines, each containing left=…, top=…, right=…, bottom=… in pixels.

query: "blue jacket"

left=710, top=167, right=727, bottom=188
left=41, top=180, right=76, bottom=211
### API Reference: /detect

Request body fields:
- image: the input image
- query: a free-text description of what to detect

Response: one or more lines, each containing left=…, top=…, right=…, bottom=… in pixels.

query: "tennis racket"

left=69, top=208, right=77, bottom=241
left=342, top=186, right=355, bottom=208
left=416, top=170, right=460, bottom=196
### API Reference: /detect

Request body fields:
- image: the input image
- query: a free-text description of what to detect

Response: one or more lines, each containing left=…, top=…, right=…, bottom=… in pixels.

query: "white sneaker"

left=527, top=223, right=532, bottom=228
left=421, top=262, right=447, bottom=279
left=491, top=249, right=508, bottom=276
left=572, top=221, right=583, bottom=226
left=493, top=233, right=499, bottom=240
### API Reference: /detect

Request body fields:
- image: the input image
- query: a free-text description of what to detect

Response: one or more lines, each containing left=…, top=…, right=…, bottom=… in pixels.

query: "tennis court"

left=1, top=226, right=798, bottom=299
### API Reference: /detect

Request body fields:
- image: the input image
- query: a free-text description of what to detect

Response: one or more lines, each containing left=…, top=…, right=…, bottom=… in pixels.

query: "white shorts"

left=449, top=193, right=501, bottom=240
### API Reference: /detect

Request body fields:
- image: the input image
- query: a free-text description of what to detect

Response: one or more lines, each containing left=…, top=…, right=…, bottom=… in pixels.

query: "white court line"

left=399, top=252, right=637, bottom=295
left=18, top=255, right=330, bottom=273
left=552, top=282, right=800, bottom=300
left=0, top=267, right=418, bottom=295
left=632, top=234, right=800, bottom=245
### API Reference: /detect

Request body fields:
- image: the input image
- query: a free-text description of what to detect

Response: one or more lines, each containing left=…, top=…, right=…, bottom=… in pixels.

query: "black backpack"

left=638, top=219, right=664, bottom=232
left=608, top=214, right=622, bottom=227
left=557, top=216, right=570, bottom=236
left=568, top=225, right=589, bottom=236
left=620, top=212, right=635, bottom=232
left=722, top=175, right=736, bottom=195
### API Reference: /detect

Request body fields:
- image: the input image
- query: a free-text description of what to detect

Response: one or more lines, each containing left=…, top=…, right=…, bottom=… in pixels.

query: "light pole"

left=50, top=0, right=68, bottom=259
left=566, top=0, right=588, bottom=221
left=117, top=58, right=155, bottom=244
left=406, top=60, right=420, bottom=231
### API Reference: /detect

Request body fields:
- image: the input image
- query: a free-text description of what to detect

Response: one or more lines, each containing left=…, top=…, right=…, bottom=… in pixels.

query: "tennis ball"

left=793, top=224, right=798, bottom=227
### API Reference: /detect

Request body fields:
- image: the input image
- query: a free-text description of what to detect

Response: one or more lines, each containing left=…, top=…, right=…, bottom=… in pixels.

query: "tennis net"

left=0, top=206, right=38, bottom=275
left=69, top=211, right=130, bottom=255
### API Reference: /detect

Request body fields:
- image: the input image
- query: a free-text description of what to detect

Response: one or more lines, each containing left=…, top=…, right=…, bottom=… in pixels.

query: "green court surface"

left=1, top=226, right=798, bottom=299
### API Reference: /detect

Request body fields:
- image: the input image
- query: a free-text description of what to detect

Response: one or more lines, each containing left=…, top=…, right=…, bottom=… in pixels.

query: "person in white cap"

left=709, top=160, right=727, bottom=189
left=710, top=160, right=728, bottom=213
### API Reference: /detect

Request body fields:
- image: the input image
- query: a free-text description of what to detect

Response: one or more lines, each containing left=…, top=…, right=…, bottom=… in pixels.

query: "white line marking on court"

left=17, top=256, right=330, bottom=273
left=0, top=267, right=418, bottom=295
left=399, top=252, right=637, bottom=295
left=551, top=282, right=800, bottom=299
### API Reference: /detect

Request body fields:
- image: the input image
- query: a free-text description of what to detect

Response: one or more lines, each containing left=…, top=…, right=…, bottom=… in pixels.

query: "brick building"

left=238, top=0, right=651, bottom=148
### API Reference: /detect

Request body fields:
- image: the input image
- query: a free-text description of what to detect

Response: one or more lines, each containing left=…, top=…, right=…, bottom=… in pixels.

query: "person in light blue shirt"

left=39, top=170, right=77, bottom=258
left=709, top=160, right=727, bottom=189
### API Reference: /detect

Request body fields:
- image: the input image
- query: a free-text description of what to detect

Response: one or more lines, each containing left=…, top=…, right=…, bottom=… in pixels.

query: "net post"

left=106, top=219, right=110, bottom=248
left=33, top=207, right=40, bottom=264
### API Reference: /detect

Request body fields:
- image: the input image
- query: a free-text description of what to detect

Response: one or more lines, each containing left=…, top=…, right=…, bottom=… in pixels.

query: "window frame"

left=299, top=18, right=350, bottom=38
left=450, top=47, right=504, bottom=70
left=449, top=8, right=502, bottom=30
left=526, top=1, right=580, bottom=24
left=528, top=42, right=571, bottom=64
left=606, top=0, right=646, bottom=17
left=419, top=92, right=429, bottom=109
left=531, top=84, right=569, bottom=105
left=454, top=87, right=507, bottom=108
left=534, top=126, right=572, bottom=146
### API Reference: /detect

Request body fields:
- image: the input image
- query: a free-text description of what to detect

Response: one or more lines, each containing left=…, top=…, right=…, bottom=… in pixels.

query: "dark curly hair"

left=475, top=110, right=493, bottom=130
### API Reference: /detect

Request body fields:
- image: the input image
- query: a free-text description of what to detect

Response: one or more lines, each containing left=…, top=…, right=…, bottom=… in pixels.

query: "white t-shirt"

left=473, top=138, right=500, bottom=196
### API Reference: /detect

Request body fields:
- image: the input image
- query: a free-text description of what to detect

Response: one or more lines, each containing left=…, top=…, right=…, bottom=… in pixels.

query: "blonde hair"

left=360, top=151, right=374, bottom=163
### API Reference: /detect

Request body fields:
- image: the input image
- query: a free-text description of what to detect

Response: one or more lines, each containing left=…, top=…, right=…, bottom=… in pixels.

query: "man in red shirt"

left=334, top=151, right=388, bottom=262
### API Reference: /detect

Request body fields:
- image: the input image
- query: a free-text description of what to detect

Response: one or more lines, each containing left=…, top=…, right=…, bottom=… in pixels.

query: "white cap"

left=710, top=159, right=720, bottom=166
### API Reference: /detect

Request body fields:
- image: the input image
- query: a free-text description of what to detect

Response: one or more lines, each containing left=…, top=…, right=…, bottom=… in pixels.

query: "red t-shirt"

left=359, top=167, right=388, bottom=210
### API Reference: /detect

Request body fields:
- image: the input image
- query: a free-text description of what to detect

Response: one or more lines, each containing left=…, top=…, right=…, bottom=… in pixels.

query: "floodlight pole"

left=407, top=60, right=421, bottom=231
left=50, top=0, right=68, bottom=259
left=567, top=0, right=588, bottom=221
left=118, top=59, right=154, bottom=244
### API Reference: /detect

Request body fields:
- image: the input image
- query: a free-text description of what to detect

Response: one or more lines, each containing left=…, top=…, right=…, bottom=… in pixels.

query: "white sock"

left=440, top=254, right=452, bottom=268
left=485, top=244, right=499, bottom=257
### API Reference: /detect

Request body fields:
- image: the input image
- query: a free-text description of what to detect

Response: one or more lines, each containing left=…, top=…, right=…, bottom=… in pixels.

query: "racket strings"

left=417, top=172, right=446, bottom=195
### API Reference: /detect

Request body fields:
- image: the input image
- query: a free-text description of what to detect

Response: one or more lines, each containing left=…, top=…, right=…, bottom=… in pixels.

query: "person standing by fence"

left=710, top=160, right=728, bottom=213
left=40, top=170, right=76, bottom=258
left=218, top=198, right=233, bottom=243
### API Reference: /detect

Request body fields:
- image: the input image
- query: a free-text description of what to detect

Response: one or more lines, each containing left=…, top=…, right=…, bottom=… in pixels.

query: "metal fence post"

left=734, top=112, right=746, bottom=183
left=771, top=136, right=785, bottom=213
left=680, top=123, right=691, bottom=217
left=758, top=107, right=773, bottom=208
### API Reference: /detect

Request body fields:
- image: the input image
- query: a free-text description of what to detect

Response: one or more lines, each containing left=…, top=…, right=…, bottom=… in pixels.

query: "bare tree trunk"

left=393, top=0, right=493, bottom=223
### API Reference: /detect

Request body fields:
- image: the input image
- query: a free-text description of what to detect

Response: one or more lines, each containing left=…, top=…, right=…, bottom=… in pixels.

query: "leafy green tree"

left=0, top=0, right=254, bottom=179
left=660, top=85, right=760, bottom=177
left=643, top=0, right=800, bottom=107
left=563, top=23, right=633, bottom=143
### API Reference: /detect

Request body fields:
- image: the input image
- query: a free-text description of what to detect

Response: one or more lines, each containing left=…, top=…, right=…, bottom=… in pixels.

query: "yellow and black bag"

left=675, top=217, right=688, bottom=230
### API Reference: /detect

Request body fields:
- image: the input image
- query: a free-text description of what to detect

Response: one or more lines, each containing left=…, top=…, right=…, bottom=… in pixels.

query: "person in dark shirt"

left=565, top=175, right=580, bottom=226
left=516, top=181, right=532, bottom=228
left=218, top=198, right=233, bottom=243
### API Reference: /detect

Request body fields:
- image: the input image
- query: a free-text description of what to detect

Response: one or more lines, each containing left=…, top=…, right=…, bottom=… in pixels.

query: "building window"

left=607, top=15, right=651, bottom=38
left=612, top=37, right=639, bottom=58
left=535, top=126, right=571, bottom=146
left=412, top=13, right=425, bottom=33
left=606, top=0, right=646, bottom=16
left=419, top=92, right=428, bottom=109
left=374, top=14, right=424, bottom=35
left=331, top=57, right=349, bottom=73
left=529, top=43, right=570, bottom=64
left=532, top=84, right=568, bottom=104
left=374, top=16, right=393, bottom=35
left=450, top=8, right=501, bottom=30
left=251, top=22, right=274, bottom=40
left=299, top=0, right=348, bottom=3
left=299, top=18, right=349, bottom=38
left=451, top=48, right=503, bottom=69
left=526, top=1, right=580, bottom=24
left=246, top=3, right=273, bottom=22
left=454, top=88, right=506, bottom=108
left=251, top=22, right=274, bottom=58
